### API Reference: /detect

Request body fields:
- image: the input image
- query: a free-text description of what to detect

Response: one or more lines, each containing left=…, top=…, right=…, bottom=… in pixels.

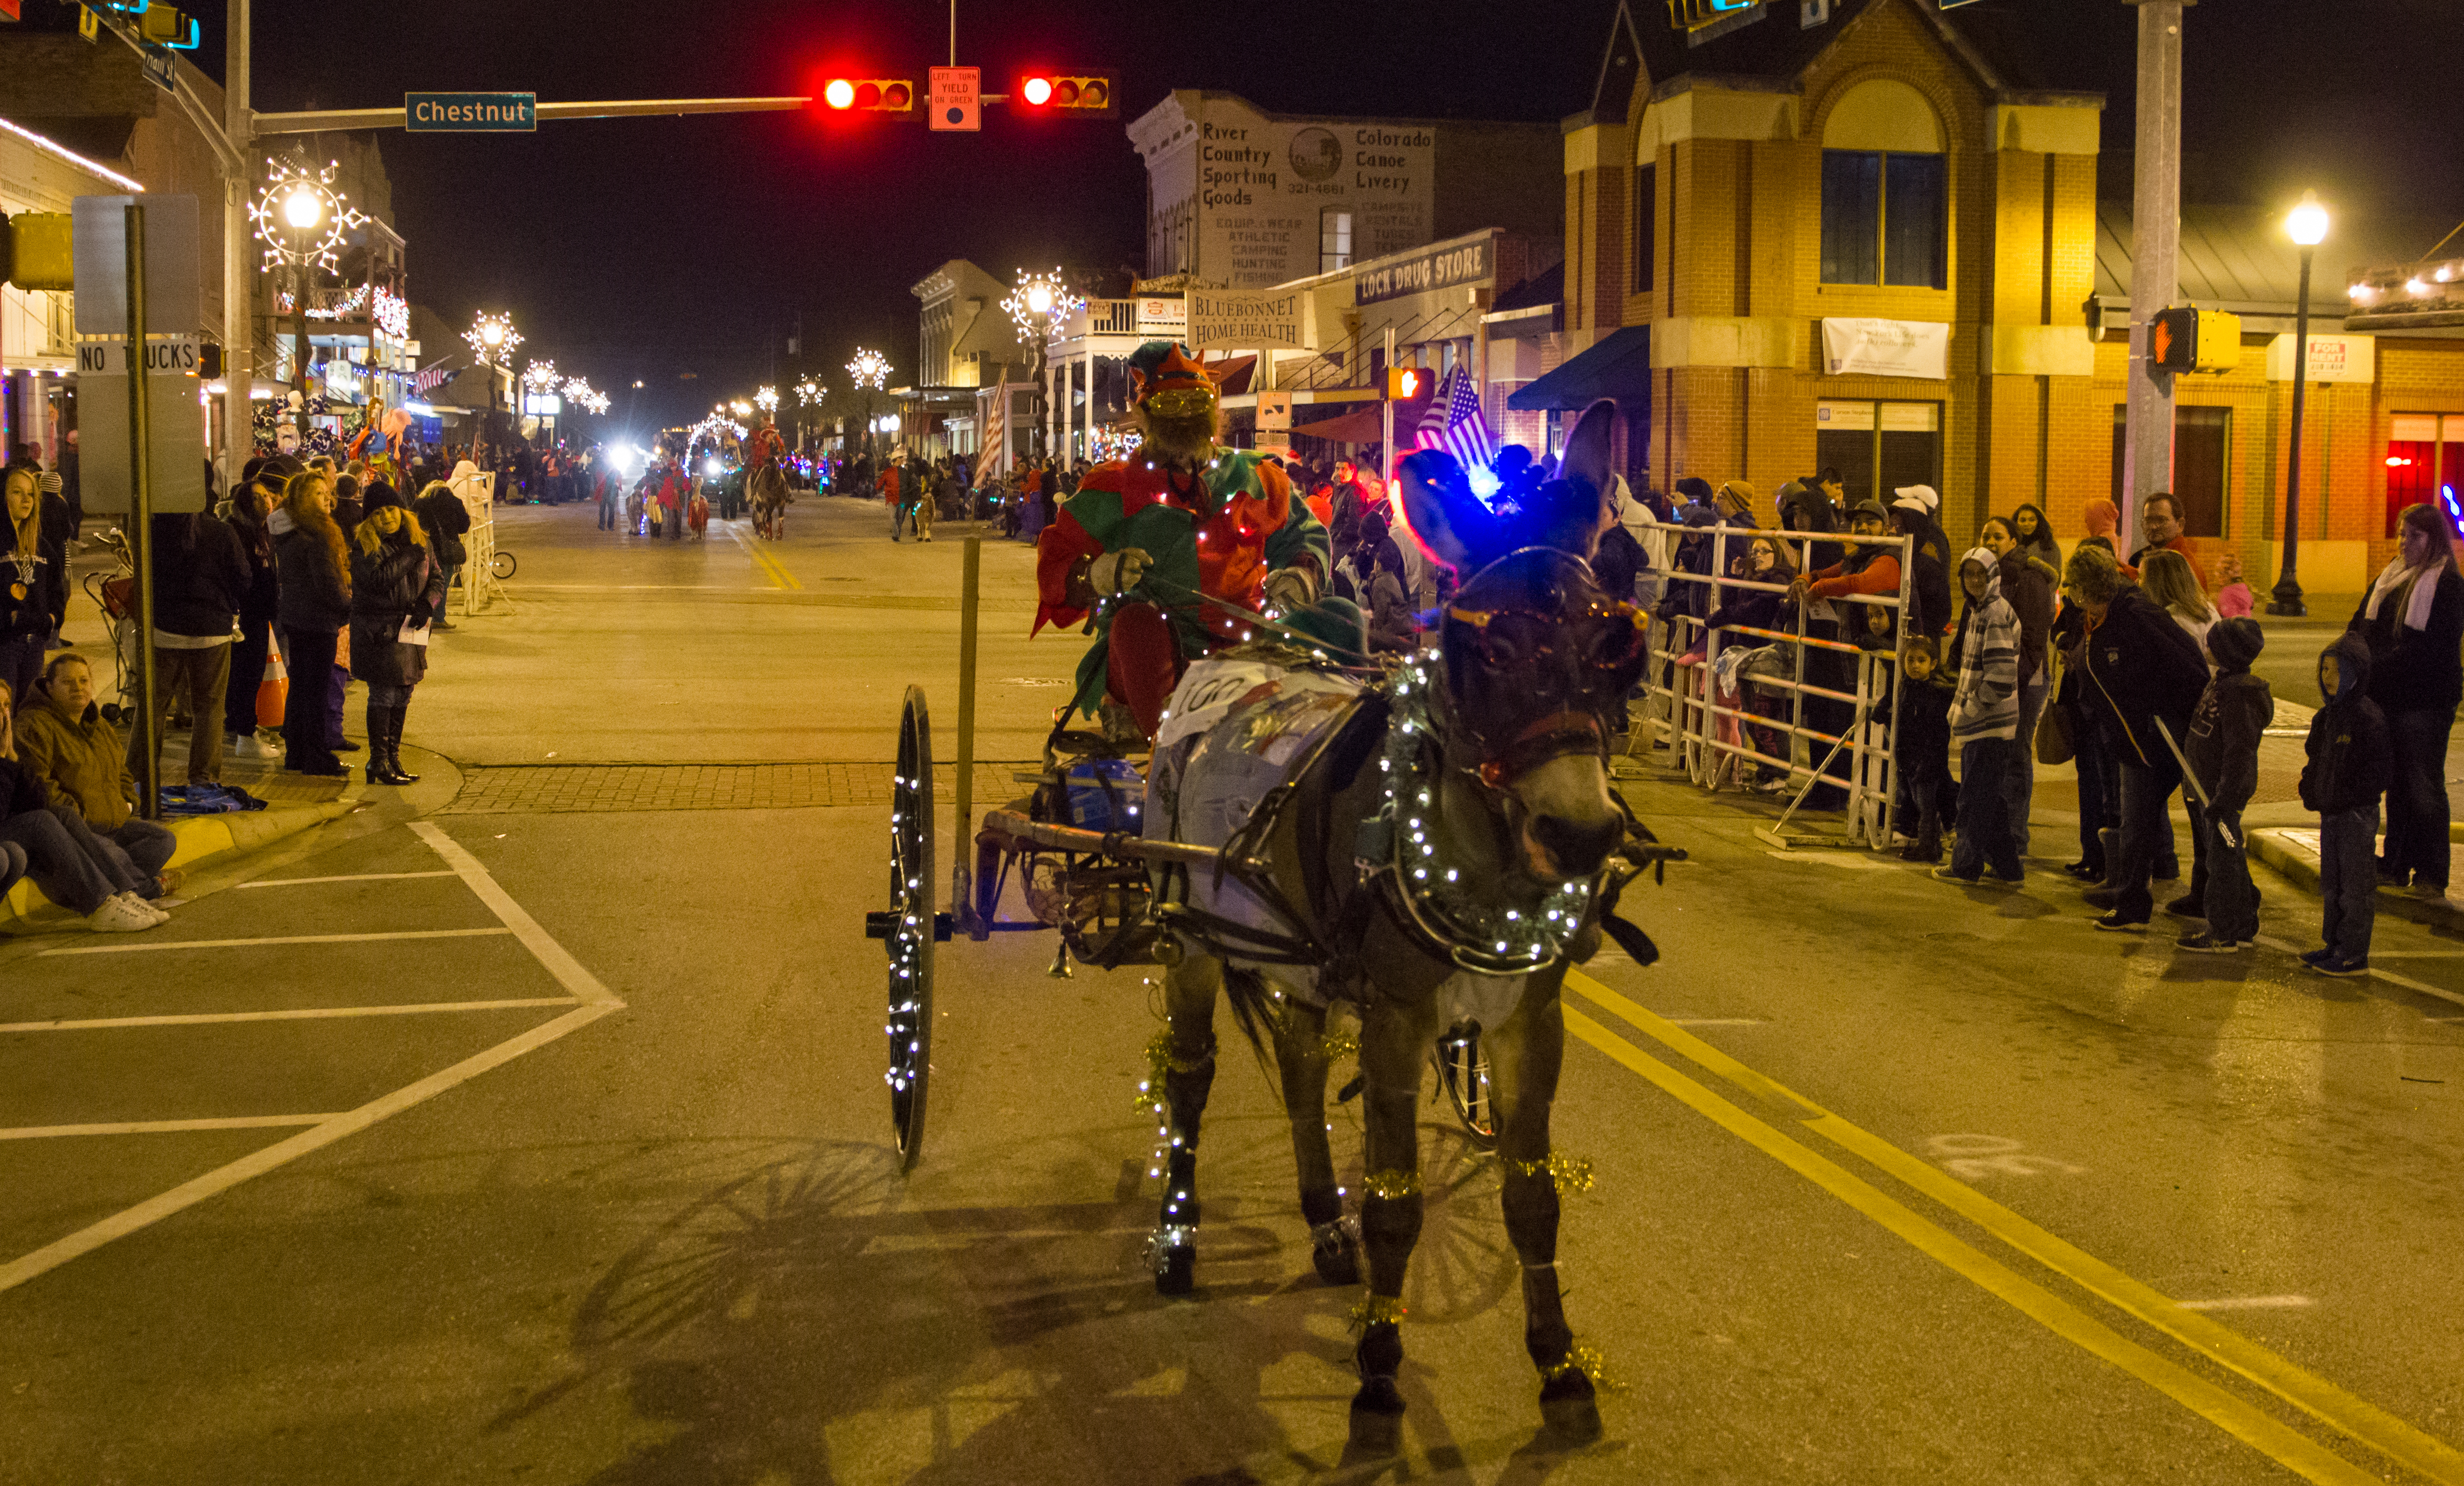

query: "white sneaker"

left=232, top=733, right=282, bottom=759
left=87, top=896, right=158, bottom=933
left=114, top=892, right=170, bottom=925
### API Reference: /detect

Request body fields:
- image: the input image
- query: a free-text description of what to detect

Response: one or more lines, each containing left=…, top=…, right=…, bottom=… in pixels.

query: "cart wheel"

left=491, top=550, right=518, bottom=580
left=886, top=686, right=936, bottom=1170
left=1433, top=1023, right=1497, bottom=1151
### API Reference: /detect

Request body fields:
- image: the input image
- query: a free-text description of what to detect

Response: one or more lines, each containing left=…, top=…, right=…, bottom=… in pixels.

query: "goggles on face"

left=1142, top=387, right=1219, bottom=420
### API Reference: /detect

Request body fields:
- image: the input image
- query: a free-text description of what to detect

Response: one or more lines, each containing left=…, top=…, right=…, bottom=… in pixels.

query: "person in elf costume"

left=1035, top=341, right=1353, bottom=741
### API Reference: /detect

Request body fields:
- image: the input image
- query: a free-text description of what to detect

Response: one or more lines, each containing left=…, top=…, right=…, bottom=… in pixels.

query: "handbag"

left=2034, top=652, right=2075, bottom=766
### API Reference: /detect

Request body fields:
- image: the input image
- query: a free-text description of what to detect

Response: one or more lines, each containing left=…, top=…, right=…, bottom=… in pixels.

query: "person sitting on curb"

left=2301, top=633, right=2392, bottom=977
left=2176, top=618, right=2270, bottom=953
left=12, top=653, right=181, bottom=906
left=0, top=678, right=167, bottom=932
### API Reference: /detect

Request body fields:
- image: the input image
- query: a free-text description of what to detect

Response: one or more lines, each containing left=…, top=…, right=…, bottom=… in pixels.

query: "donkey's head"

left=1395, top=400, right=1643, bottom=884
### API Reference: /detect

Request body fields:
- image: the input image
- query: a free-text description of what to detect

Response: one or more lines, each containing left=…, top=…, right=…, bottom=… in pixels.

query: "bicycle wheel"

left=885, top=686, right=936, bottom=1169
left=1433, top=1022, right=1497, bottom=1151
left=490, top=550, right=518, bottom=580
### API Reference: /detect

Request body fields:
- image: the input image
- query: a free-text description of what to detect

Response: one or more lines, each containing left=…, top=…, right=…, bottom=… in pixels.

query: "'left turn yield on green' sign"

left=406, top=93, right=537, bottom=132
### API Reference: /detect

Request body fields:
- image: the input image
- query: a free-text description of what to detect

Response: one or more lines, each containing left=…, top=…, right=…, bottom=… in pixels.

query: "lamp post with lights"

left=2269, top=191, right=2331, bottom=617
left=847, top=348, right=890, bottom=467
left=1002, top=268, right=1082, bottom=463
left=248, top=158, right=367, bottom=399
left=464, top=312, right=522, bottom=455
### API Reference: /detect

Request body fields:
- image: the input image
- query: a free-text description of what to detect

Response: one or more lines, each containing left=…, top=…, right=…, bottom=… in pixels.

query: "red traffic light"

left=1009, top=70, right=1116, bottom=118
left=822, top=77, right=916, bottom=116
left=1021, top=76, right=1053, bottom=107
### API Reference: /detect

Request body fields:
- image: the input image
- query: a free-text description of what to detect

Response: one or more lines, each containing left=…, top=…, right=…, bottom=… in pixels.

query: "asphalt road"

left=2, top=497, right=2459, bottom=1485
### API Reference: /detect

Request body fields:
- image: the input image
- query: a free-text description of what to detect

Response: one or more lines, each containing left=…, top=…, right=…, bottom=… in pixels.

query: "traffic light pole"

left=222, top=0, right=251, bottom=500
left=2120, top=0, right=2185, bottom=550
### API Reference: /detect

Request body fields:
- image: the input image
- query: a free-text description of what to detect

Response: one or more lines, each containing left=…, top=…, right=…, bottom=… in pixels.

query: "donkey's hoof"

left=1153, top=1244, right=1195, bottom=1295
left=1347, top=1378, right=1406, bottom=1455
left=1538, top=1370, right=1602, bottom=1443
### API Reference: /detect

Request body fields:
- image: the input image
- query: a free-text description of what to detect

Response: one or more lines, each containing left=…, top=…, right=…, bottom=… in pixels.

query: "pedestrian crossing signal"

left=822, top=77, right=918, bottom=119
left=1386, top=367, right=1430, bottom=401
left=1010, top=71, right=1117, bottom=119
left=2151, top=306, right=2242, bottom=374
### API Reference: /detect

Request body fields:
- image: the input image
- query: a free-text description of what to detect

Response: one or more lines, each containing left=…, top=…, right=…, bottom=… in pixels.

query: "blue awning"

left=1506, top=325, right=1651, bottom=412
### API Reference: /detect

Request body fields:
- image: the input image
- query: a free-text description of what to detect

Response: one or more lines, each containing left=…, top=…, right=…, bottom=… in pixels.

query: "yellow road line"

left=726, top=520, right=801, bottom=590
left=1561, top=1005, right=2379, bottom=1485
left=1565, top=971, right=2464, bottom=1486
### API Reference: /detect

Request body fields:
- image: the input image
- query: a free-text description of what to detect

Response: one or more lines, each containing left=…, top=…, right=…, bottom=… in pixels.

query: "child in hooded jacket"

left=2178, top=617, right=2271, bottom=951
left=1937, top=548, right=2024, bottom=883
left=1894, top=636, right=1956, bottom=862
left=2301, top=633, right=2393, bottom=975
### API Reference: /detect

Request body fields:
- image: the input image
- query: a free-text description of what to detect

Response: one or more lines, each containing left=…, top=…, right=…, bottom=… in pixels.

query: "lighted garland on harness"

left=1368, top=654, right=1594, bottom=972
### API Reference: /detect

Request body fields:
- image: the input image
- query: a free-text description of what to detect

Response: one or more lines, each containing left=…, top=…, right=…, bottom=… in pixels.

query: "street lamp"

left=2269, top=190, right=2331, bottom=616
left=249, top=157, right=367, bottom=398
left=1003, top=268, right=1083, bottom=461
left=848, top=348, right=890, bottom=464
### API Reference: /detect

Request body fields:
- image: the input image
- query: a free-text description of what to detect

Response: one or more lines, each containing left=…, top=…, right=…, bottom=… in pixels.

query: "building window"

left=2387, top=415, right=2464, bottom=536
left=1320, top=209, right=1353, bottom=274
left=2108, top=405, right=2230, bottom=537
left=1633, top=162, right=1656, bottom=293
left=1821, top=150, right=1946, bottom=289
left=1815, top=400, right=1940, bottom=510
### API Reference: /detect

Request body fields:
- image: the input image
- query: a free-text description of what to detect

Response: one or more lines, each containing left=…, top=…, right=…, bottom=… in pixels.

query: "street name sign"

left=406, top=93, right=538, bottom=133
left=929, top=67, right=980, bottom=132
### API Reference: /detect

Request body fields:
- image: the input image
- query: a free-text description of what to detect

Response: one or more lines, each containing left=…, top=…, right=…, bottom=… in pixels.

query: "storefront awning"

left=1289, top=392, right=1433, bottom=445
left=1507, top=326, right=1651, bottom=412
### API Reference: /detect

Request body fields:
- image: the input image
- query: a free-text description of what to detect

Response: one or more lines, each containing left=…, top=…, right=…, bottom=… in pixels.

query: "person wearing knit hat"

left=1034, top=340, right=1338, bottom=740
left=1712, top=479, right=1760, bottom=525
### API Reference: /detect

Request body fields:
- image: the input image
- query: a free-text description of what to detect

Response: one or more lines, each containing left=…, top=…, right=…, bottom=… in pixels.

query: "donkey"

left=1142, top=399, right=1645, bottom=1450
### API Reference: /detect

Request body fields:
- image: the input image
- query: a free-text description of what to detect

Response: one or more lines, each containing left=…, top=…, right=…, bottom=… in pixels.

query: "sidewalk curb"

left=1, top=801, right=350, bottom=927
left=2249, top=828, right=2464, bottom=934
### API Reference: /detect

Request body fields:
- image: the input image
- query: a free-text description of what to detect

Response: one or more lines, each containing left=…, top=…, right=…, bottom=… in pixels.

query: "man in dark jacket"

left=2302, top=632, right=2393, bottom=974
left=2070, top=544, right=2210, bottom=930
left=131, top=508, right=250, bottom=787
left=413, top=482, right=473, bottom=632
left=2178, top=617, right=2270, bottom=951
left=222, top=458, right=291, bottom=759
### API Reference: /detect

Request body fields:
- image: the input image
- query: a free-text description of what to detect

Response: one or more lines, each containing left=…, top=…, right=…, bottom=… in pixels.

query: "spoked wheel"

left=885, top=686, right=936, bottom=1170
left=490, top=550, right=517, bottom=580
left=1433, top=1022, right=1497, bottom=1151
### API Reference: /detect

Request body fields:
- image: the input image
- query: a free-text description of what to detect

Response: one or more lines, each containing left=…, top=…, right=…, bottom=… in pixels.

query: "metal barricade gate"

left=1629, top=519, right=1915, bottom=851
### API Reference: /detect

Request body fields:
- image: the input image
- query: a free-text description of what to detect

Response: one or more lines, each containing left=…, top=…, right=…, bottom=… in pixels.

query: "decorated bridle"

left=1437, top=547, right=1651, bottom=787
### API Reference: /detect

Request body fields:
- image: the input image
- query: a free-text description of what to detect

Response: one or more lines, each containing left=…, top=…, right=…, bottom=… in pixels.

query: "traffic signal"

left=1, top=211, right=73, bottom=292
left=1386, top=366, right=1432, bottom=401
left=820, top=77, right=919, bottom=120
left=2151, top=306, right=2241, bottom=374
left=136, top=4, right=200, bottom=47
left=1666, top=0, right=1761, bottom=31
left=1010, top=70, right=1117, bottom=118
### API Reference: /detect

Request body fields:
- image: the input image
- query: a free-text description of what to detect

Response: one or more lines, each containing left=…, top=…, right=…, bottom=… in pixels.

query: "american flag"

left=976, top=380, right=1007, bottom=479
left=1412, top=367, right=1498, bottom=472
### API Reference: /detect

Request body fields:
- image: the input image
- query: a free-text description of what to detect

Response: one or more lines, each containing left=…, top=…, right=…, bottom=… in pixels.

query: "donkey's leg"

left=1486, top=970, right=1600, bottom=1441
left=1270, top=998, right=1355, bottom=1285
left=1151, top=953, right=1221, bottom=1296
left=1347, top=993, right=1438, bottom=1453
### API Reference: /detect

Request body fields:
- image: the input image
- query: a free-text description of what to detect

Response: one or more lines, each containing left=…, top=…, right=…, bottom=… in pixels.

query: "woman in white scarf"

left=2352, top=501, right=2464, bottom=896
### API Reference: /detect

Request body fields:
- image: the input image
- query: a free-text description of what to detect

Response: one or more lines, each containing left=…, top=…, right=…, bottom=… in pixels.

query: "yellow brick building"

left=1521, top=0, right=2464, bottom=596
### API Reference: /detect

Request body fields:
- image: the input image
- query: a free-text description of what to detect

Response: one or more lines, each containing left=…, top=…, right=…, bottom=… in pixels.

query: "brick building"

left=1524, top=0, right=2464, bottom=594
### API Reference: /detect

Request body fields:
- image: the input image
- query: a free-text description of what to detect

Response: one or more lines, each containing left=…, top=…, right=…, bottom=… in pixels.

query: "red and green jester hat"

left=1034, top=340, right=1333, bottom=738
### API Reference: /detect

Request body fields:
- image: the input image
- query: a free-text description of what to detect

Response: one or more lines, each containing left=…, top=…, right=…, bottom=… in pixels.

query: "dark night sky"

left=134, top=0, right=2464, bottom=433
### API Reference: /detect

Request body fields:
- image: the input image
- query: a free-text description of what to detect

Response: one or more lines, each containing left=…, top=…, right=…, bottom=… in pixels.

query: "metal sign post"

left=951, top=535, right=981, bottom=932
left=124, top=203, right=160, bottom=821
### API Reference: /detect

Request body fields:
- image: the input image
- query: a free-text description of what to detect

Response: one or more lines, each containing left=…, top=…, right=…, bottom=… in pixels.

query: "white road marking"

left=237, top=871, right=459, bottom=889
left=0, top=1115, right=335, bottom=1141
left=0, top=998, right=580, bottom=1034
left=410, top=822, right=619, bottom=1005
left=1927, top=1133, right=2086, bottom=1177
left=2354, top=951, right=2464, bottom=959
left=2177, top=1296, right=2317, bottom=1312
left=0, top=825, right=625, bottom=1295
left=39, top=927, right=514, bottom=957
left=2250, top=934, right=2464, bottom=1011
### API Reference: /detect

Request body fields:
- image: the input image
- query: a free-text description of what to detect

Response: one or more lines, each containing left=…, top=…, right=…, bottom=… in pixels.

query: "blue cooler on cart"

left=1066, top=759, right=1144, bottom=832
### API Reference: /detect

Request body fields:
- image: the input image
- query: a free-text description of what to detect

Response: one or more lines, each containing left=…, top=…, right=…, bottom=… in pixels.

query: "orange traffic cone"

left=256, top=638, right=288, bottom=728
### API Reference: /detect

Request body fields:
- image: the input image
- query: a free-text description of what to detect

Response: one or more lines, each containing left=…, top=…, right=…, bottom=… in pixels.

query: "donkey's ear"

left=1553, top=399, right=1618, bottom=508
left=1395, top=449, right=1499, bottom=572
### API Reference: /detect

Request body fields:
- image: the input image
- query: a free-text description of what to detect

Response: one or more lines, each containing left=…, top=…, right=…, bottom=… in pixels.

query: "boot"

left=1899, top=805, right=1941, bottom=864
left=386, top=700, right=421, bottom=783
left=364, top=705, right=397, bottom=785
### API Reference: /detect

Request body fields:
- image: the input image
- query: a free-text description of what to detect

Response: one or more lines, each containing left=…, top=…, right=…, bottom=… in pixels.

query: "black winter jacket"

left=1, top=534, right=66, bottom=644
left=2348, top=563, right=2464, bottom=718
left=414, top=489, right=472, bottom=568
left=225, top=505, right=281, bottom=626
left=348, top=531, right=444, bottom=689
left=2302, top=632, right=2394, bottom=815
left=272, top=509, right=353, bottom=634
left=0, top=753, right=49, bottom=821
left=2081, top=586, right=2210, bottom=768
left=2186, top=618, right=2272, bottom=816
left=147, top=511, right=250, bottom=639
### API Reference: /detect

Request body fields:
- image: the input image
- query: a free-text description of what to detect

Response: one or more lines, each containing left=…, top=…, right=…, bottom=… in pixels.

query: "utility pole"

left=2120, top=0, right=2187, bottom=547
left=222, top=0, right=252, bottom=492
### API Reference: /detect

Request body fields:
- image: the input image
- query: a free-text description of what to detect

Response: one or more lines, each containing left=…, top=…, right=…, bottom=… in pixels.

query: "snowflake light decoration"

left=846, top=348, right=890, bottom=391
left=465, top=312, right=522, bottom=366
left=1003, top=268, right=1084, bottom=346
left=248, top=158, right=368, bottom=273
left=796, top=378, right=822, bottom=406
left=523, top=360, right=560, bottom=392
left=754, top=386, right=780, bottom=414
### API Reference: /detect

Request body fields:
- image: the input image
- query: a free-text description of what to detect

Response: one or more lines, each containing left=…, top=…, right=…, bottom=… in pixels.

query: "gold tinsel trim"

left=1506, top=1151, right=1596, bottom=1197
left=1318, top=1029, right=1360, bottom=1062
left=1543, top=1343, right=1619, bottom=1390
left=1360, top=1168, right=1422, bottom=1199
left=1349, top=1294, right=1409, bottom=1328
